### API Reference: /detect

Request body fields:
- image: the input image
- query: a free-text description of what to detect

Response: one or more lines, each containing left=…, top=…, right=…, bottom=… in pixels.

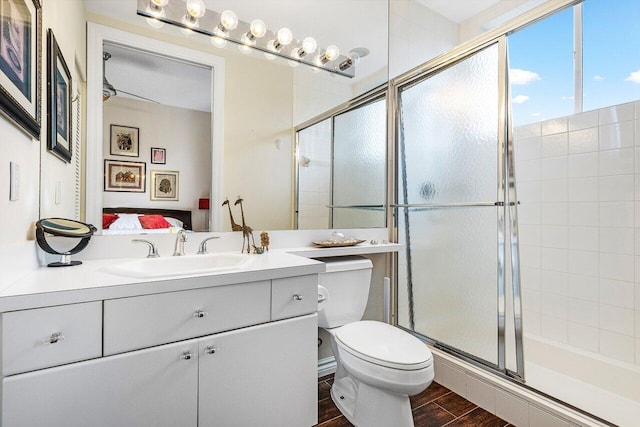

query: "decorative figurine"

left=260, top=231, right=270, bottom=252
left=222, top=198, right=243, bottom=231
left=234, top=197, right=256, bottom=254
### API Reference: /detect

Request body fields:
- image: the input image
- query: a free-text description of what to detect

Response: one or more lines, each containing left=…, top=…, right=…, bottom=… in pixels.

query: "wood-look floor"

left=315, top=375, right=510, bottom=427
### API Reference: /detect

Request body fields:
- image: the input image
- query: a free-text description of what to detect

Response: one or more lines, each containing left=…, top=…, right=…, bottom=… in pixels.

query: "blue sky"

left=508, top=0, right=640, bottom=126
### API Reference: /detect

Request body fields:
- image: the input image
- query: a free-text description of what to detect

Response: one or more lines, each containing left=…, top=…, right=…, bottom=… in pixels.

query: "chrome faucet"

left=132, top=239, right=159, bottom=258
left=197, top=236, right=220, bottom=254
left=173, top=229, right=188, bottom=256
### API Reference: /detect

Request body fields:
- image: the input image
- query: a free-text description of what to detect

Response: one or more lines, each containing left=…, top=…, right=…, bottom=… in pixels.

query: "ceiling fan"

left=102, top=52, right=160, bottom=104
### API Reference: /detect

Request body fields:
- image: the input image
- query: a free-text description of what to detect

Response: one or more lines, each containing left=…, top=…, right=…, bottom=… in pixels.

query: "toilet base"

left=331, top=375, right=415, bottom=427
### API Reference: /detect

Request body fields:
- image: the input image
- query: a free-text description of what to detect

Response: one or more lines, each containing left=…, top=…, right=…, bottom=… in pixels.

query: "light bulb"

left=338, top=52, right=360, bottom=71
left=324, top=45, right=340, bottom=61
left=267, top=40, right=278, bottom=52
left=301, top=37, right=317, bottom=55
left=186, top=0, right=205, bottom=19
left=150, top=0, right=168, bottom=7
left=250, top=19, right=266, bottom=38
left=211, top=36, right=226, bottom=48
left=291, top=47, right=302, bottom=59
left=146, top=17, right=164, bottom=28
left=146, top=3, right=165, bottom=18
left=220, top=10, right=238, bottom=31
left=277, top=28, right=293, bottom=46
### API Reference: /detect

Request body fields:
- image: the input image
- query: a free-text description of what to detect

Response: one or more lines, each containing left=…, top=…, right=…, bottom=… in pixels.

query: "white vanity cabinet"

left=0, top=272, right=319, bottom=427
left=3, top=339, right=200, bottom=427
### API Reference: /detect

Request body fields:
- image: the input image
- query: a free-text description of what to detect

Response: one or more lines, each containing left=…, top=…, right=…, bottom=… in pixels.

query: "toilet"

left=317, top=256, right=434, bottom=427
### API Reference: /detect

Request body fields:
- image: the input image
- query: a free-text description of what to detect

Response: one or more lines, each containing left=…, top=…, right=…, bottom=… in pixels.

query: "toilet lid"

left=335, top=321, right=433, bottom=370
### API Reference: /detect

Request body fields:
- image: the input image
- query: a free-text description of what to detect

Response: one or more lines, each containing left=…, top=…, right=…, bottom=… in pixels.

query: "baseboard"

left=318, top=356, right=336, bottom=378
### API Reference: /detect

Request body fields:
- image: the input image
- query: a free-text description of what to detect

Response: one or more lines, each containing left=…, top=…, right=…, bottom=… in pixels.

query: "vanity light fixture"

left=136, top=0, right=358, bottom=78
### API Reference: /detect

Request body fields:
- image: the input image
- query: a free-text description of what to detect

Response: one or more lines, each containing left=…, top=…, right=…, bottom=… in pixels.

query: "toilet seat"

left=334, top=321, right=433, bottom=371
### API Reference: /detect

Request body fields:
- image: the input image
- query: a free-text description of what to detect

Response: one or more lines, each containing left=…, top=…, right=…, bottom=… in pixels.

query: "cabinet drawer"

left=104, top=281, right=270, bottom=355
left=271, top=275, right=318, bottom=321
left=2, top=302, right=102, bottom=376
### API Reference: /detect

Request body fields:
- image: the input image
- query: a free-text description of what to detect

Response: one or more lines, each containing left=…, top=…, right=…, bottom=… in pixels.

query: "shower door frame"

left=387, top=0, right=582, bottom=381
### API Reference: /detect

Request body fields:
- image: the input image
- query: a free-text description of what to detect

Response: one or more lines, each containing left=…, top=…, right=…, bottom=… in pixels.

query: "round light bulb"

left=150, top=0, right=168, bottom=7
left=211, top=36, right=226, bottom=48
left=146, top=17, right=164, bottom=28
left=302, top=37, right=317, bottom=54
left=220, top=10, right=238, bottom=30
left=186, top=0, right=205, bottom=19
left=250, top=19, right=266, bottom=38
left=324, top=45, right=340, bottom=61
left=277, top=28, right=293, bottom=46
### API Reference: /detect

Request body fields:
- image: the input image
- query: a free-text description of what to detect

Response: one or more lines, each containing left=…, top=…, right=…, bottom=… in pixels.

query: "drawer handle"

left=181, top=351, right=193, bottom=360
left=41, top=332, right=65, bottom=344
left=193, top=310, right=208, bottom=318
left=205, top=345, right=216, bottom=355
left=292, top=294, right=303, bottom=301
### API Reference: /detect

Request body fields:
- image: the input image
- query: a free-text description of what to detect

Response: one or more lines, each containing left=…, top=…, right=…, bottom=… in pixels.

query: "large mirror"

left=80, top=0, right=389, bottom=234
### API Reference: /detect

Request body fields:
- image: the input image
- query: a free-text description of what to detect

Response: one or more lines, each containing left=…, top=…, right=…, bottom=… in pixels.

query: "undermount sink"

left=105, top=253, right=251, bottom=278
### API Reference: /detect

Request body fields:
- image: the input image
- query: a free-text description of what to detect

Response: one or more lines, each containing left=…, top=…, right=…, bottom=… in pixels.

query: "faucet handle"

left=197, top=236, right=220, bottom=254
left=132, top=239, right=160, bottom=258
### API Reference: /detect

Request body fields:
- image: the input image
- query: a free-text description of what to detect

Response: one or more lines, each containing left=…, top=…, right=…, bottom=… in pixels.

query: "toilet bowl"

left=317, top=257, right=434, bottom=427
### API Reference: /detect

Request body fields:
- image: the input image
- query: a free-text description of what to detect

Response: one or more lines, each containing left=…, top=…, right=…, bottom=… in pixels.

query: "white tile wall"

left=515, top=101, right=640, bottom=366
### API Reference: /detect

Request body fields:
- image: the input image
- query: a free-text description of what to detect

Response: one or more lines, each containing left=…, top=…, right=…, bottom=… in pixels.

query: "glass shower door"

left=396, top=42, right=506, bottom=368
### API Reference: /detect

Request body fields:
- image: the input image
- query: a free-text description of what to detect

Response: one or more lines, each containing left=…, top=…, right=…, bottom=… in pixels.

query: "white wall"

left=103, top=97, right=211, bottom=231
left=515, top=100, right=640, bottom=366
left=0, top=0, right=86, bottom=283
left=389, top=0, right=459, bottom=79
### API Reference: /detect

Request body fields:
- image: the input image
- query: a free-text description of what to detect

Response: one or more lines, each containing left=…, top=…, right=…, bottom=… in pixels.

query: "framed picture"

left=150, top=170, right=179, bottom=201
left=151, top=147, right=165, bottom=164
left=46, top=29, right=71, bottom=163
left=110, top=124, right=139, bottom=157
left=0, top=0, right=41, bottom=139
left=104, top=159, right=146, bottom=193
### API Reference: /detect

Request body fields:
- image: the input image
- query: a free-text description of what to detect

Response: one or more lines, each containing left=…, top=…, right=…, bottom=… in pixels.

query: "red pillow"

left=139, top=215, right=171, bottom=229
left=103, top=213, right=118, bottom=229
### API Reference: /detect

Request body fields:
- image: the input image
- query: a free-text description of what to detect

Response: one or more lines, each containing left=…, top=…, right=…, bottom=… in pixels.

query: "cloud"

left=510, top=68, right=541, bottom=85
left=512, top=95, right=529, bottom=104
left=625, top=70, right=640, bottom=84
left=531, top=112, right=541, bottom=117
left=593, top=74, right=605, bottom=81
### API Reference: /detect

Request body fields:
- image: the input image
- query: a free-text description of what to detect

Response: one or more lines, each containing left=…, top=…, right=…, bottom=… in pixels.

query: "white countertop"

left=0, top=243, right=401, bottom=312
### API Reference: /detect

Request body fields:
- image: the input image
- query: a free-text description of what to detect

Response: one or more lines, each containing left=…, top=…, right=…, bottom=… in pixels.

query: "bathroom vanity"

left=0, top=252, right=324, bottom=427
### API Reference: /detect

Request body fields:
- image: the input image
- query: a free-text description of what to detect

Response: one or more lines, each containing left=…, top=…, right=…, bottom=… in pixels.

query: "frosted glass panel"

left=333, top=99, right=386, bottom=228
left=399, top=44, right=499, bottom=205
left=398, top=207, right=499, bottom=364
left=397, top=43, right=500, bottom=366
left=297, top=119, right=331, bottom=229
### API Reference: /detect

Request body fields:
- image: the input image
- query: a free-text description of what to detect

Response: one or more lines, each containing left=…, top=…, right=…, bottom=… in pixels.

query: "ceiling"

left=415, top=0, right=502, bottom=23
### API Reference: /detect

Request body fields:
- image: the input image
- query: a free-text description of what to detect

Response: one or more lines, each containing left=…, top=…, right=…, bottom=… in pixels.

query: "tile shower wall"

left=515, top=100, right=640, bottom=366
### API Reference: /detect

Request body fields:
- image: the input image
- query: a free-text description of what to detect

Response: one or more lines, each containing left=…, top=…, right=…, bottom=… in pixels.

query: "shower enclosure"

left=393, top=1, right=640, bottom=425
left=394, top=39, right=524, bottom=380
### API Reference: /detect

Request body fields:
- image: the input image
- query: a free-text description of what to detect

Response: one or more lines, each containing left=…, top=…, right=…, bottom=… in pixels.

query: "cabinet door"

left=3, top=339, right=199, bottom=427
left=199, top=314, right=318, bottom=427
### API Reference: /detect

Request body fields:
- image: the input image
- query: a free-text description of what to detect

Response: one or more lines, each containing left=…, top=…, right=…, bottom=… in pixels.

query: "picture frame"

left=104, top=159, right=146, bottom=193
left=150, top=147, right=166, bottom=164
left=46, top=29, right=71, bottom=163
left=150, top=170, right=179, bottom=201
left=0, top=0, right=41, bottom=139
left=110, top=124, right=139, bottom=157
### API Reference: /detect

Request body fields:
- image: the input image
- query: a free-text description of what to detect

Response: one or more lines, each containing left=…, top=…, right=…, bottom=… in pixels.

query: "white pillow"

left=110, top=214, right=143, bottom=230
left=165, top=217, right=184, bottom=228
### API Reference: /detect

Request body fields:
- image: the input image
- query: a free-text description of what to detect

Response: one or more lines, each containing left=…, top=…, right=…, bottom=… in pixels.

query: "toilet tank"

left=317, top=256, right=373, bottom=329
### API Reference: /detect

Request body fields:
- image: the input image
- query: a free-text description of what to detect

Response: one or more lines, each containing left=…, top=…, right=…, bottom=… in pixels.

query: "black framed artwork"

left=46, top=29, right=71, bottom=162
left=110, top=124, right=139, bottom=157
left=0, top=0, right=41, bottom=139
